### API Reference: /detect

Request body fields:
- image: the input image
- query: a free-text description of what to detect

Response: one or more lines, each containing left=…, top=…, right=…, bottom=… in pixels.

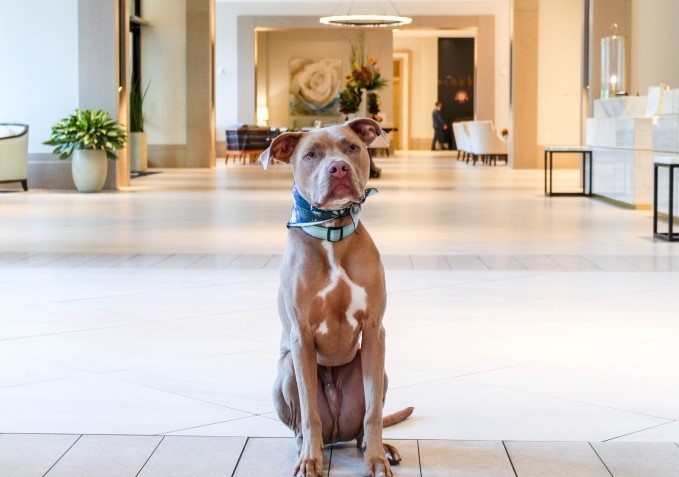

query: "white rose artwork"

left=289, top=58, right=342, bottom=116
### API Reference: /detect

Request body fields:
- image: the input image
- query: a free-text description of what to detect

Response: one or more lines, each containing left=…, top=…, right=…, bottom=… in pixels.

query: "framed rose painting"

left=289, top=58, right=342, bottom=116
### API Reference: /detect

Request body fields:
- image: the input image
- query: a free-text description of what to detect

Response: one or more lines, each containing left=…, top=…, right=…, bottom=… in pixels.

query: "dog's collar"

left=287, top=186, right=378, bottom=242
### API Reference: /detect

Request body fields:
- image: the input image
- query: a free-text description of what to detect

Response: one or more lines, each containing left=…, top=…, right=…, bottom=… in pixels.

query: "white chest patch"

left=317, top=241, right=367, bottom=330
left=316, top=320, right=330, bottom=335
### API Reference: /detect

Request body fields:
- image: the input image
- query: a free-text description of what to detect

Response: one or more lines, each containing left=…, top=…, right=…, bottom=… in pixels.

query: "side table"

left=653, top=157, right=679, bottom=241
left=544, top=146, right=593, bottom=196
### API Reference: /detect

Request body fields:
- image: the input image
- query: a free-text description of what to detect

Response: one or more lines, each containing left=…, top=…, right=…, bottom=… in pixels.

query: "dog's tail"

left=383, top=407, right=414, bottom=427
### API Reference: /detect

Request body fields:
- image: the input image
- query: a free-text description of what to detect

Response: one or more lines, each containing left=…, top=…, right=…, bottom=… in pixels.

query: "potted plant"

left=129, top=79, right=150, bottom=172
left=44, top=109, right=127, bottom=192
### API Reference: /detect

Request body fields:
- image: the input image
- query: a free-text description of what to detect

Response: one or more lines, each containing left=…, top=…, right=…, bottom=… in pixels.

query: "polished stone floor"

left=1, top=153, right=678, bottom=475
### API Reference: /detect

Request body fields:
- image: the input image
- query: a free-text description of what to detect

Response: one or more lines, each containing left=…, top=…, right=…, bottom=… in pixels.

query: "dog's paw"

left=383, top=442, right=402, bottom=466
left=293, top=456, right=324, bottom=477
left=363, top=449, right=393, bottom=477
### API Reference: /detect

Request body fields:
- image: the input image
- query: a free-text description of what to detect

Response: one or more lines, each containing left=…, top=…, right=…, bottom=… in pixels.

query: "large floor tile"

left=0, top=301, right=141, bottom=341
left=461, top=334, right=679, bottom=420
left=418, top=440, right=515, bottom=477
left=328, top=440, right=420, bottom=477
left=0, top=348, right=87, bottom=388
left=0, top=375, right=249, bottom=435
left=0, top=434, right=79, bottom=477
left=590, top=442, right=679, bottom=477
left=504, top=441, right=610, bottom=477
left=44, top=434, right=161, bottom=477
left=0, top=320, right=271, bottom=373
left=112, top=348, right=280, bottom=415
left=137, top=436, right=246, bottom=477
left=232, top=437, right=329, bottom=477
left=382, top=379, right=669, bottom=441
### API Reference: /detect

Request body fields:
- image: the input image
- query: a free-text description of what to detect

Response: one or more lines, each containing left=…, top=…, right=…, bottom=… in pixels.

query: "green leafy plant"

left=367, top=91, right=380, bottom=115
left=339, top=85, right=362, bottom=115
left=44, top=109, right=127, bottom=160
left=130, top=79, right=150, bottom=133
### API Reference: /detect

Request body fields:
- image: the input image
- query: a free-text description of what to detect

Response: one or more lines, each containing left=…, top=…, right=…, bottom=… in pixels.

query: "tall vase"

left=358, top=89, right=368, bottom=118
left=129, top=131, right=148, bottom=172
left=71, top=149, right=108, bottom=193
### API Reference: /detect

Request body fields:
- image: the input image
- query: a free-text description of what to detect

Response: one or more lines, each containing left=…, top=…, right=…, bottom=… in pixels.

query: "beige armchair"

left=467, top=120, right=508, bottom=166
left=0, top=123, right=29, bottom=191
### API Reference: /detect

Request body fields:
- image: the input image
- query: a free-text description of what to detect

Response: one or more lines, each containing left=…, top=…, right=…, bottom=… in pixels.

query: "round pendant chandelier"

left=319, top=1, right=412, bottom=28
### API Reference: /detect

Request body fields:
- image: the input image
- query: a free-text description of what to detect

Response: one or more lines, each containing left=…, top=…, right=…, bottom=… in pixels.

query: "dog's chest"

left=310, top=241, right=367, bottom=364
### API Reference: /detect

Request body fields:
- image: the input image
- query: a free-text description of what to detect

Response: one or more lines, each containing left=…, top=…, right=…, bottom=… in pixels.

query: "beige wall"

left=392, top=36, right=438, bottom=144
left=537, top=0, right=584, bottom=147
left=143, top=0, right=187, bottom=145
left=257, top=29, right=393, bottom=129
left=143, top=0, right=214, bottom=167
left=511, top=0, right=539, bottom=168
left=631, top=0, right=679, bottom=95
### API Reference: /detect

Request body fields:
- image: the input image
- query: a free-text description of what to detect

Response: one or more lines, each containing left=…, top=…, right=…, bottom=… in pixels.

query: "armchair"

left=0, top=123, right=29, bottom=190
left=467, top=120, right=508, bottom=166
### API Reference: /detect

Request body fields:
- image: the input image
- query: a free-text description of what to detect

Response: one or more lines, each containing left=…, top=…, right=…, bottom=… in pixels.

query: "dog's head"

left=260, top=118, right=387, bottom=210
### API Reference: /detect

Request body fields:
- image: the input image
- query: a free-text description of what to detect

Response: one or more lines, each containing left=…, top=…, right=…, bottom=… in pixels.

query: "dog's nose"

left=328, top=161, right=350, bottom=179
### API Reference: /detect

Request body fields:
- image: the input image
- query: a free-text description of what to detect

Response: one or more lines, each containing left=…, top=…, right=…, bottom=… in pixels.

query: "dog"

left=260, top=118, right=412, bottom=477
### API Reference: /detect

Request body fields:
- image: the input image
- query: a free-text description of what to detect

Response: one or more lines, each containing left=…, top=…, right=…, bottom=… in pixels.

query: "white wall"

left=0, top=0, right=79, bottom=153
left=631, top=0, right=679, bottom=95
left=143, top=0, right=187, bottom=145
left=536, top=0, right=584, bottom=146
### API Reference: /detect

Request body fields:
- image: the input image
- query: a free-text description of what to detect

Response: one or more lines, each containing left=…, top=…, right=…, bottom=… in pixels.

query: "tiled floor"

left=3, top=434, right=679, bottom=476
left=1, top=153, right=679, bottom=475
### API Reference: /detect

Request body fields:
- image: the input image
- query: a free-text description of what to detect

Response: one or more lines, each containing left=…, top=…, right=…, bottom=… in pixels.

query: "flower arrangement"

left=339, top=40, right=387, bottom=115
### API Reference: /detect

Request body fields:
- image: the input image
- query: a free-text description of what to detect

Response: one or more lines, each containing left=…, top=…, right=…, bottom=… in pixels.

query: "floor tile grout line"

left=4, top=252, right=679, bottom=271
left=135, top=435, right=165, bottom=477
left=602, top=420, right=679, bottom=442
left=588, top=442, right=615, bottom=477
left=327, top=442, right=334, bottom=477
left=454, top=374, right=679, bottom=422
left=416, top=439, right=423, bottom=477
left=41, top=434, right=83, bottom=477
left=502, top=441, right=519, bottom=477
left=230, top=436, right=250, bottom=477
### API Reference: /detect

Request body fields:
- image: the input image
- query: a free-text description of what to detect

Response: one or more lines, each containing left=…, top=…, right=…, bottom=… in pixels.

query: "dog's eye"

left=348, top=143, right=360, bottom=153
left=304, top=151, right=317, bottom=160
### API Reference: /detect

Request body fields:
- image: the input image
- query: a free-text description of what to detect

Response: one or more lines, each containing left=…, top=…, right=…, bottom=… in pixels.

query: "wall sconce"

left=600, top=23, right=626, bottom=98
left=256, top=105, right=269, bottom=127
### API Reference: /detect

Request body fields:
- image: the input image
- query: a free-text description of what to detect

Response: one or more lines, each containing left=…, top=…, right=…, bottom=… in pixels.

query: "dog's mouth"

left=315, top=177, right=363, bottom=210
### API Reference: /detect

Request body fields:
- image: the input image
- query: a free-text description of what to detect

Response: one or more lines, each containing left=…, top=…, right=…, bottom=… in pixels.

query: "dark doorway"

left=438, top=38, right=475, bottom=149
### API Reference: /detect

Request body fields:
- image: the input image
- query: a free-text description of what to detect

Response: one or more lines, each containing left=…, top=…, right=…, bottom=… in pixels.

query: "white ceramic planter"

left=129, top=131, right=148, bottom=172
left=72, top=149, right=108, bottom=193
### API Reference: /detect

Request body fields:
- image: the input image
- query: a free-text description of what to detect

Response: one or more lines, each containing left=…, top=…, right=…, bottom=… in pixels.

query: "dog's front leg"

left=360, top=324, right=391, bottom=477
left=290, top=328, right=324, bottom=477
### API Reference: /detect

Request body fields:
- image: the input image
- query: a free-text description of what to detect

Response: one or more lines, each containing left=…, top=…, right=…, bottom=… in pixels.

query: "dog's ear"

left=259, top=132, right=304, bottom=170
left=346, top=117, right=389, bottom=148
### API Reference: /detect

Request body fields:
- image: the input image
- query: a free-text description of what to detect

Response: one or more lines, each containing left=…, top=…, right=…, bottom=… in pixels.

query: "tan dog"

left=260, top=118, right=412, bottom=477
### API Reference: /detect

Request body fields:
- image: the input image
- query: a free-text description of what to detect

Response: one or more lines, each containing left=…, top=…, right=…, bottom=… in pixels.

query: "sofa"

left=0, top=123, right=29, bottom=191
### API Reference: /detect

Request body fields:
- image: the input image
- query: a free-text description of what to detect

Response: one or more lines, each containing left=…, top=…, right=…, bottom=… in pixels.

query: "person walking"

left=431, top=101, right=448, bottom=150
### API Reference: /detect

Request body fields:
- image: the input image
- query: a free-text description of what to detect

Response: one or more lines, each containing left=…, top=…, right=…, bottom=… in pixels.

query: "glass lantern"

left=600, top=24, right=626, bottom=98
